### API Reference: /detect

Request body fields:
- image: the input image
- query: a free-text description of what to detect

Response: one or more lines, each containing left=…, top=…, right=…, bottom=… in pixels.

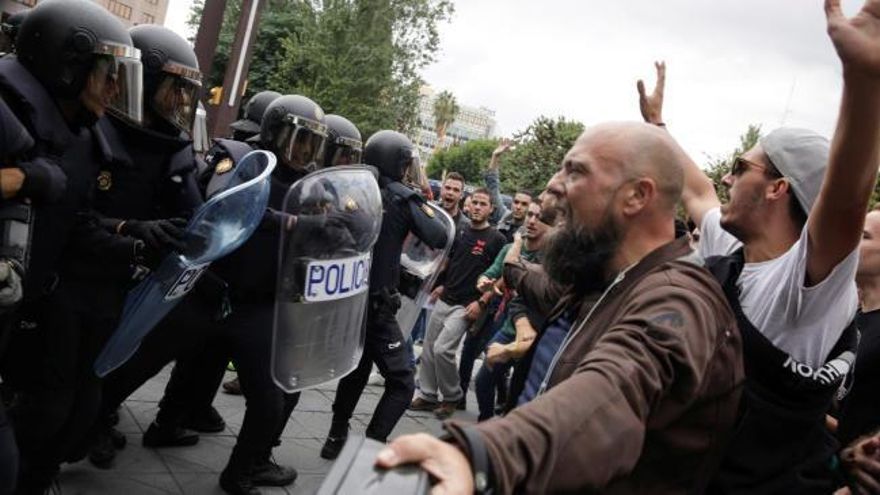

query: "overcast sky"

left=165, top=0, right=866, bottom=163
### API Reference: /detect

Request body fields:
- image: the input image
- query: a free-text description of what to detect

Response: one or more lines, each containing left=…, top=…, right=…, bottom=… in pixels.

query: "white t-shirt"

left=699, top=207, right=858, bottom=367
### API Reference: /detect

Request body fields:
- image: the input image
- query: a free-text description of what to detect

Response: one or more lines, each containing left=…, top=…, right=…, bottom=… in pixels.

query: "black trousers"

left=4, top=283, right=120, bottom=490
left=100, top=290, right=221, bottom=422
left=0, top=404, right=18, bottom=495
left=153, top=300, right=300, bottom=473
left=330, top=302, right=414, bottom=442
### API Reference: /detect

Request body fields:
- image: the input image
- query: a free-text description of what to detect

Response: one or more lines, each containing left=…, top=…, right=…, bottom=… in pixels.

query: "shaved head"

left=573, top=122, right=685, bottom=212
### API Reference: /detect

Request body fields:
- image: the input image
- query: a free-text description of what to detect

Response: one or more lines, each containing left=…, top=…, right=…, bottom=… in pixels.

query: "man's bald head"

left=571, top=122, right=685, bottom=213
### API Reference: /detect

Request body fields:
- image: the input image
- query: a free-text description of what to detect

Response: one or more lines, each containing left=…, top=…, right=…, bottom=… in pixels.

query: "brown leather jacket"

left=448, top=236, right=744, bottom=494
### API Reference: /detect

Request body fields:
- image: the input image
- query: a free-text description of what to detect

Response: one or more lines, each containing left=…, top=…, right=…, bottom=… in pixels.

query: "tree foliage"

left=432, top=90, right=459, bottom=150
left=500, top=116, right=585, bottom=194
left=426, top=138, right=496, bottom=185
left=189, top=0, right=453, bottom=139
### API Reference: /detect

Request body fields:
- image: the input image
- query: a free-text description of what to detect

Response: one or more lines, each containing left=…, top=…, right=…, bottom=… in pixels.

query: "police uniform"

left=327, top=176, right=449, bottom=445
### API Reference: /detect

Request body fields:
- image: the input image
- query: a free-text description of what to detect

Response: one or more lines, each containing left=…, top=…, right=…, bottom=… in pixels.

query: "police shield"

left=94, top=150, right=277, bottom=377
left=272, top=166, right=382, bottom=393
left=396, top=203, right=455, bottom=339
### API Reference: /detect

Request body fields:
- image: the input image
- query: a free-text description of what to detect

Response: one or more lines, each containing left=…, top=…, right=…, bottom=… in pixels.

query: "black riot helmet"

left=231, top=90, right=281, bottom=139
left=16, top=0, right=143, bottom=124
left=260, top=94, right=328, bottom=171
left=363, top=130, right=418, bottom=182
left=129, top=24, right=202, bottom=136
left=1, top=11, right=27, bottom=53
left=323, top=114, right=363, bottom=168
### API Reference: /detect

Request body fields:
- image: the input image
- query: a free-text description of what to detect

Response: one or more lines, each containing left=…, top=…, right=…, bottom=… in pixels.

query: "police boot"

left=220, top=453, right=259, bottom=495
left=88, top=424, right=127, bottom=469
left=320, top=421, right=349, bottom=460
left=250, top=452, right=298, bottom=487
left=142, top=420, right=199, bottom=448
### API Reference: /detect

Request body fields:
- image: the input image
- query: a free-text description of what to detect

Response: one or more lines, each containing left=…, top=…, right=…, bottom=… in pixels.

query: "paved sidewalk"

left=57, top=364, right=479, bottom=494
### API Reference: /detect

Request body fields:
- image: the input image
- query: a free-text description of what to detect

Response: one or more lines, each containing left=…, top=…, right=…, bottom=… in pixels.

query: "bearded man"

left=376, top=122, right=744, bottom=494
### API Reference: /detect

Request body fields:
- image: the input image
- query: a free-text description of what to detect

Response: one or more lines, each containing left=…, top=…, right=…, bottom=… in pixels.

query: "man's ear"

left=766, top=178, right=791, bottom=202
left=621, top=178, right=656, bottom=216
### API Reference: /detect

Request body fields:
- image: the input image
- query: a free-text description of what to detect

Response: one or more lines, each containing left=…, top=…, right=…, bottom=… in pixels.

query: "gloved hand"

left=120, top=218, right=188, bottom=253
left=17, top=158, right=68, bottom=202
left=0, top=261, right=23, bottom=310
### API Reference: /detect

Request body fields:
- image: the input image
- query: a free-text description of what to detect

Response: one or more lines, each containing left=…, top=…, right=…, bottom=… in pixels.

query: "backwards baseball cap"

left=759, top=127, right=829, bottom=216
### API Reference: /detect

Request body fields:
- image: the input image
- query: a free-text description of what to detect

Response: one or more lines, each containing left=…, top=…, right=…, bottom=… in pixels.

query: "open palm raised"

left=827, top=0, right=880, bottom=76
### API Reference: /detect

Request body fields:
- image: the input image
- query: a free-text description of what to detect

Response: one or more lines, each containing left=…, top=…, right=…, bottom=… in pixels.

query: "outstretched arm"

left=806, top=0, right=880, bottom=285
left=637, top=62, right=720, bottom=227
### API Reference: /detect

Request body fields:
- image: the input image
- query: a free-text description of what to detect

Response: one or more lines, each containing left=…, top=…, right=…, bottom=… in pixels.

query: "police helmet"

left=129, top=24, right=202, bottom=136
left=322, top=114, right=362, bottom=168
left=231, top=90, right=282, bottom=137
left=16, top=0, right=143, bottom=123
left=260, top=94, right=327, bottom=171
left=363, top=130, right=417, bottom=182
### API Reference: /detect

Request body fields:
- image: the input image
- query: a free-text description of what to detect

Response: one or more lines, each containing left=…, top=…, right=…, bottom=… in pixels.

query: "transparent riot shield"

left=396, top=204, right=455, bottom=339
left=94, top=150, right=277, bottom=377
left=272, top=166, right=383, bottom=393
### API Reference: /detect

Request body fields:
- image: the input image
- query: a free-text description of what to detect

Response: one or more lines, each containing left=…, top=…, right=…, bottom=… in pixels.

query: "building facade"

left=411, top=85, right=496, bottom=161
left=2, top=0, right=169, bottom=27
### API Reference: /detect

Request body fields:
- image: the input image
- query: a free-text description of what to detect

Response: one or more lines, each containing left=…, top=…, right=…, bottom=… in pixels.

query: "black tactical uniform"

left=74, top=24, right=205, bottom=468
left=321, top=130, right=449, bottom=459
left=0, top=1, right=144, bottom=492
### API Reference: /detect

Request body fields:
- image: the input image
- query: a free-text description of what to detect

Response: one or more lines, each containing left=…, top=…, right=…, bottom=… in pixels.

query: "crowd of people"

left=3, top=0, right=880, bottom=494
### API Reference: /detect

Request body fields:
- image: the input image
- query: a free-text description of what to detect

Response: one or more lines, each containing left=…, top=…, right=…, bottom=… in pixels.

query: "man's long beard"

left=543, top=216, right=622, bottom=295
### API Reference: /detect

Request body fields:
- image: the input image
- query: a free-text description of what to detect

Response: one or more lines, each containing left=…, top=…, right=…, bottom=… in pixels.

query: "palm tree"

left=433, top=90, right=460, bottom=152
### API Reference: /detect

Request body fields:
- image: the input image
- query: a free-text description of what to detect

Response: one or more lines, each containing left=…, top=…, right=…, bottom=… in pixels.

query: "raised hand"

left=637, top=61, right=666, bottom=125
left=488, top=138, right=514, bottom=170
left=827, top=0, right=880, bottom=77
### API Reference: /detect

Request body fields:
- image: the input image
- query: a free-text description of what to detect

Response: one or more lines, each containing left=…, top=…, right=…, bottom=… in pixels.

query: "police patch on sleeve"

left=344, top=196, right=359, bottom=212
left=215, top=157, right=234, bottom=175
left=421, top=203, right=435, bottom=218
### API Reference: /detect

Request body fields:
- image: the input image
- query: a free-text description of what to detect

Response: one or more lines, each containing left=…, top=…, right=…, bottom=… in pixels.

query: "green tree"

left=499, top=116, right=585, bottom=194
left=189, top=0, right=453, bottom=138
left=432, top=90, right=459, bottom=151
left=426, top=138, right=497, bottom=184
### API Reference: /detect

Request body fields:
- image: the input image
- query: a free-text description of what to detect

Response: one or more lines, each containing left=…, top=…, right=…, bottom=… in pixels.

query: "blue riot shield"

left=395, top=204, right=455, bottom=338
left=272, top=166, right=383, bottom=393
left=94, top=150, right=277, bottom=377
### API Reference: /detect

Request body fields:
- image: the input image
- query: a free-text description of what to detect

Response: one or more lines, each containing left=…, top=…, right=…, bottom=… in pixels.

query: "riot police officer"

left=229, top=90, right=282, bottom=142
left=79, top=23, right=205, bottom=468
left=89, top=89, right=284, bottom=466
left=0, top=0, right=144, bottom=491
left=323, top=114, right=362, bottom=168
left=320, top=130, right=449, bottom=459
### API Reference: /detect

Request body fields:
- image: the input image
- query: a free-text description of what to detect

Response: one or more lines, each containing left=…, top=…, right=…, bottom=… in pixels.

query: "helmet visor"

left=94, top=42, right=143, bottom=125
left=153, top=71, right=201, bottom=136
left=329, top=137, right=363, bottom=166
left=275, top=116, right=328, bottom=171
left=402, top=156, right=425, bottom=190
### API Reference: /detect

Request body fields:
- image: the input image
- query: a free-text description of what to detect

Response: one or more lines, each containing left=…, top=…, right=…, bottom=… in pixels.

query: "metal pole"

left=192, top=0, right=228, bottom=134
left=208, top=0, right=265, bottom=139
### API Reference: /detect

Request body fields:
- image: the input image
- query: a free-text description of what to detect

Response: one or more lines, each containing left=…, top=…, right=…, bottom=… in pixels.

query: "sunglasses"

left=730, top=156, right=782, bottom=178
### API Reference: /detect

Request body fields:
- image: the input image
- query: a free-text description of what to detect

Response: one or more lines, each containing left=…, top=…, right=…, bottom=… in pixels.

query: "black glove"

left=17, top=158, right=68, bottom=202
left=121, top=218, right=188, bottom=253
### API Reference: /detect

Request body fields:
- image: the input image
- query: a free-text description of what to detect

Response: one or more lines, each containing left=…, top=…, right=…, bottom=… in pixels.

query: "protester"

left=381, top=121, right=743, bottom=493
left=411, top=188, right=506, bottom=419
left=484, top=138, right=531, bottom=239
left=837, top=207, right=880, bottom=447
left=634, top=1, right=880, bottom=488
left=474, top=199, right=556, bottom=421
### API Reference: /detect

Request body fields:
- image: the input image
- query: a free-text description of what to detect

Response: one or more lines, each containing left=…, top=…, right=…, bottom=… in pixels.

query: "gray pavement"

left=57, top=360, right=480, bottom=494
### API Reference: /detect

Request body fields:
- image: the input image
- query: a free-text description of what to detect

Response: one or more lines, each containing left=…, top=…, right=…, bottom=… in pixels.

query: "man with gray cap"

left=636, top=2, right=880, bottom=487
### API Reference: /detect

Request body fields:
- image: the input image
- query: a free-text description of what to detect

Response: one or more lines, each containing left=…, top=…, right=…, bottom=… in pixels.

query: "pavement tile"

left=58, top=467, right=181, bottom=494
